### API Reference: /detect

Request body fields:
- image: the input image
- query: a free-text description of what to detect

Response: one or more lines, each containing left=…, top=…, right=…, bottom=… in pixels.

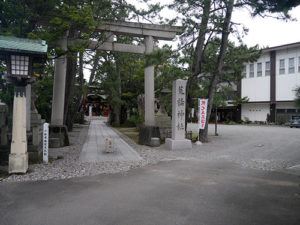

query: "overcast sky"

left=128, top=0, right=300, bottom=48
left=84, top=1, right=300, bottom=79
left=231, top=6, right=300, bottom=48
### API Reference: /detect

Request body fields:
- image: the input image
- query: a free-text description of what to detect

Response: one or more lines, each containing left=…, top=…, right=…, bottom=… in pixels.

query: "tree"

left=167, top=0, right=300, bottom=142
left=0, top=0, right=144, bottom=130
left=295, top=87, right=300, bottom=108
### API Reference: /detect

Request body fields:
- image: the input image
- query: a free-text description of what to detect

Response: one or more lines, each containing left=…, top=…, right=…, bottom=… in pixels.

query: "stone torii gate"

left=51, top=21, right=181, bottom=146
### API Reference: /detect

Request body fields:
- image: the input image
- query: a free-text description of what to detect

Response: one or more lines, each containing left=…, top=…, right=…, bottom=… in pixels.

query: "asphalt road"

left=1, top=125, right=300, bottom=225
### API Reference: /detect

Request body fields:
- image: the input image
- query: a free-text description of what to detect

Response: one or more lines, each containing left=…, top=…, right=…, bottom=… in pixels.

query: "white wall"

left=242, top=53, right=270, bottom=102
left=241, top=103, right=270, bottom=122
left=276, top=47, right=300, bottom=101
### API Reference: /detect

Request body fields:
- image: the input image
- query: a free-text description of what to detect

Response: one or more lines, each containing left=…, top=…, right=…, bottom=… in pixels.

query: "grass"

left=113, top=127, right=139, bottom=144
left=192, top=133, right=198, bottom=142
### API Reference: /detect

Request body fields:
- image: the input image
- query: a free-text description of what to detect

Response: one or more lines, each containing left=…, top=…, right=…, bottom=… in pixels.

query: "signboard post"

left=43, top=123, right=49, bottom=164
left=89, top=105, right=92, bottom=121
left=196, top=99, right=208, bottom=145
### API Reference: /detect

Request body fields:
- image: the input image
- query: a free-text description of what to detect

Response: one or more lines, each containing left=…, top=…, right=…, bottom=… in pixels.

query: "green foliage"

left=127, top=114, right=144, bottom=128
left=276, top=114, right=290, bottom=125
left=244, top=0, right=300, bottom=17
left=33, top=74, right=53, bottom=122
left=227, top=121, right=236, bottom=125
left=0, top=83, right=14, bottom=109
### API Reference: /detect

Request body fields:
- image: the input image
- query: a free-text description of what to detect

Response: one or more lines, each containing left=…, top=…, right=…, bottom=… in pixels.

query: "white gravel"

left=1, top=122, right=300, bottom=183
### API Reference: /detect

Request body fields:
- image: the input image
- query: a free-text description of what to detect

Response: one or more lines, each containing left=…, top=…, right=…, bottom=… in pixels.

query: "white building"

left=241, top=42, right=300, bottom=122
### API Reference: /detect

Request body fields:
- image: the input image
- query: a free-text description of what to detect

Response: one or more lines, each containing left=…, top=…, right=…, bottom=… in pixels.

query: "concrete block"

left=138, top=126, right=160, bottom=146
left=150, top=137, right=160, bottom=147
left=49, top=125, right=69, bottom=147
left=105, top=138, right=114, bottom=153
left=9, top=153, right=28, bottom=174
left=165, top=138, right=192, bottom=150
left=49, top=138, right=61, bottom=148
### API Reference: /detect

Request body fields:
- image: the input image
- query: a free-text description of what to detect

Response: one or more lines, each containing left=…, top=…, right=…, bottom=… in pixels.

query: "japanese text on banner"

left=198, top=99, right=208, bottom=130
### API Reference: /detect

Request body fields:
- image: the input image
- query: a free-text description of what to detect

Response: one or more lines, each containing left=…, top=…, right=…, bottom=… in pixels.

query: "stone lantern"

left=0, top=35, right=47, bottom=173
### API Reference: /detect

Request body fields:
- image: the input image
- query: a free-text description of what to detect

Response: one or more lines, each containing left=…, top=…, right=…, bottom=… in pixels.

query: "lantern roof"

left=0, top=35, right=47, bottom=56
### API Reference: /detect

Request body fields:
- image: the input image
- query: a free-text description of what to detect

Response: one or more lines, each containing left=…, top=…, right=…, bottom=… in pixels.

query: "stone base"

left=138, top=126, right=160, bottom=146
left=165, top=138, right=192, bottom=150
left=150, top=137, right=160, bottom=147
left=9, top=153, right=28, bottom=174
left=49, top=138, right=61, bottom=148
left=28, top=149, right=42, bottom=163
left=49, top=125, right=69, bottom=148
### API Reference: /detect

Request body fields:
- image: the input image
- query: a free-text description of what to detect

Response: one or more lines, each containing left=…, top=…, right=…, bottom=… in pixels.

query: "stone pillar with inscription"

left=165, top=79, right=192, bottom=150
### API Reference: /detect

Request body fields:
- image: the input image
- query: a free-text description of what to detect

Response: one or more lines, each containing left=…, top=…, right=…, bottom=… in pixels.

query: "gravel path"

left=1, top=121, right=300, bottom=183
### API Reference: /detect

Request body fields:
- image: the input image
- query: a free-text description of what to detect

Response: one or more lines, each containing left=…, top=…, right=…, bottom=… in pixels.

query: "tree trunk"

left=199, top=0, right=234, bottom=142
left=64, top=52, right=77, bottom=131
left=89, top=50, right=100, bottom=85
left=185, top=0, right=211, bottom=128
left=113, top=58, right=121, bottom=126
left=66, top=51, right=85, bottom=127
left=63, top=29, right=77, bottom=130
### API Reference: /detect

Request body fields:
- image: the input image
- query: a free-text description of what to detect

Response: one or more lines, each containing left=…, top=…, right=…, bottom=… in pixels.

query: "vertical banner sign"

left=191, top=108, right=195, bottom=118
left=198, top=99, right=208, bottom=130
left=89, top=105, right=92, bottom=120
left=43, top=123, right=49, bottom=164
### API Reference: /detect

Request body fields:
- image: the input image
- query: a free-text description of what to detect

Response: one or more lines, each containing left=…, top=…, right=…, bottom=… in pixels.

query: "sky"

left=231, top=6, right=300, bottom=48
left=127, top=0, right=300, bottom=48
left=84, top=1, right=300, bottom=79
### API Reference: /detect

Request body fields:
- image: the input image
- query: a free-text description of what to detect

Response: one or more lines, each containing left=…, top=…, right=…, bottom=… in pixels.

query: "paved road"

left=187, top=124, right=300, bottom=172
left=1, top=124, right=300, bottom=225
left=0, top=160, right=299, bottom=225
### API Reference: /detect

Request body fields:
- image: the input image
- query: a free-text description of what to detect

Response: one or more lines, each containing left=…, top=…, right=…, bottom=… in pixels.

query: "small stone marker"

left=43, top=123, right=49, bottom=163
left=165, top=79, right=192, bottom=150
left=105, top=138, right=114, bottom=153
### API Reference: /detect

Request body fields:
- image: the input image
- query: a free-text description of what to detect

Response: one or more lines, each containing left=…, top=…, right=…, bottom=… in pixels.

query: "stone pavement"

left=80, top=117, right=142, bottom=163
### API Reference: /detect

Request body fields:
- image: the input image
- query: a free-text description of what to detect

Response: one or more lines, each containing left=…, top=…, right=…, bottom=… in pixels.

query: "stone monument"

left=155, top=88, right=172, bottom=140
left=28, top=89, right=45, bottom=162
left=165, top=79, right=192, bottom=150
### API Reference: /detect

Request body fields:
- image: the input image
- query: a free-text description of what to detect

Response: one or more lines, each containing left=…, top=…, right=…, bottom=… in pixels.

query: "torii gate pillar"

left=51, top=36, right=67, bottom=126
left=144, top=36, right=155, bottom=126
left=50, top=34, right=69, bottom=148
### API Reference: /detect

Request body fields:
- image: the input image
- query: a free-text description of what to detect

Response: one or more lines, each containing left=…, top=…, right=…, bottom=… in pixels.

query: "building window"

left=249, top=64, right=254, bottom=77
left=288, top=58, right=295, bottom=73
left=279, top=59, right=285, bottom=75
left=257, top=62, right=262, bottom=77
left=242, top=66, right=246, bottom=78
left=298, top=57, right=300, bottom=72
left=265, top=61, right=270, bottom=76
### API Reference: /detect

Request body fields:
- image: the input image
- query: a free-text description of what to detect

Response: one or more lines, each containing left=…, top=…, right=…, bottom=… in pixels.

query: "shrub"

left=127, top=114, right=144, bottom=128
left=276, top=114, right=290, bottom=125
left=228, top=121, right=236, bottom=125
